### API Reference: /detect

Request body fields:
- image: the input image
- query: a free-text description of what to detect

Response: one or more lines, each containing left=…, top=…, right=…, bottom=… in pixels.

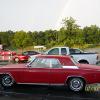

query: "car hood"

left=76, top=63, right=100, bottom=71
left=0, top=63, right=26, bottom=69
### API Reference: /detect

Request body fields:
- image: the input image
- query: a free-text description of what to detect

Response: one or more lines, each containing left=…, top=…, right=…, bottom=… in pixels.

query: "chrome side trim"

left=50, top=84, right=64, bottom=86
left=18, top=83, right=49, bottom=85
left=17, top=82, right=64, bottom=86
left=62, top=66, right=79, bottom=69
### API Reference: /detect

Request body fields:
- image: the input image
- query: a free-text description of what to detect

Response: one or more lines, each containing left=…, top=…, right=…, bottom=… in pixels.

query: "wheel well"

left=0, top=74, right=9, bottom=78
left=78, top=60, right=89, bottom=64
left=66, top=77, right=86, bottom=85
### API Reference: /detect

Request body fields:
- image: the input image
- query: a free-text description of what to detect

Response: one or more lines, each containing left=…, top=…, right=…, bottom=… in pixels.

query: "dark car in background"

left=13, top=51, right=40, bottom=63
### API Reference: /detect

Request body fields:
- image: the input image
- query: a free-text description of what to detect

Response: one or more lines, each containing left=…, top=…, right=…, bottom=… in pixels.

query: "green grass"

left=85, top=84, right=100, bottom=92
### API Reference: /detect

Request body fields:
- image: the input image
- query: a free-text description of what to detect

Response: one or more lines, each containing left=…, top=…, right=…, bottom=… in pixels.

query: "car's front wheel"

left=1, top=75, right=14, bottom=87
left=68, top=78, right=85, bottom=92
left=14, top=57, right=20, bottom=63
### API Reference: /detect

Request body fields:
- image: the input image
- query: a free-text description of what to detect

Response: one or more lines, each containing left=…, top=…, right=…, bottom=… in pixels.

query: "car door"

left=49, top=58, right=80, bottom=85
left=19, top=58, right=51, bottom=84
left=49, top=59, right=67, bottom=84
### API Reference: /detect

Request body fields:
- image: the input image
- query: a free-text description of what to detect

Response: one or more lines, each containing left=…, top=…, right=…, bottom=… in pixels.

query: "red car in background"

left=0, top=50, right=16, bottom=56
left=13, top=51, right=40, bottom=62
left=0, top=55, right=100, bottom=92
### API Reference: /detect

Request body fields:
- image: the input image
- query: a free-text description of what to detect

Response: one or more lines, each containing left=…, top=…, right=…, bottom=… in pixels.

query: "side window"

left=29, top=51, right=33, bottom=55
left=31, top=58, right=62, bottom=68
left=31, top=58, right=50, bottom=68
left=69, top=49, right=75, bottom=54
left=61, top=48, right=67, bottom=55
left=74, top=49, right=82, bottom=53
left=48, top=48, right=59, bottom=55
left=30, top=51, right=35, bottom=55
left=69, top=49, right=82, bottom=54
left=34, top=51, right=39, bottom=55
left=28, top=51, right=39, bottom=55
left=51, top=59, right=62, bottom=68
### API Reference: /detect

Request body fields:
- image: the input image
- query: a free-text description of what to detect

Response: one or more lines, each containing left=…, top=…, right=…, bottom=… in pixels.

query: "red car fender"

left=65, top=75, right=86, bottom=85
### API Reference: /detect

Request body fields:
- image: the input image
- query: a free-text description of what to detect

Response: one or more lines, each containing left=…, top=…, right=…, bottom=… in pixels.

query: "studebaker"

left=0, top=55, right=100, bottom=92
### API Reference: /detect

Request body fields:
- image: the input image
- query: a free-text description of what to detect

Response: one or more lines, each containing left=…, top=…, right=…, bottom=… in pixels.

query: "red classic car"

left=0, top=50, right=16, bottom=56
left=0, top=55, right=100, bottom=92
left=13, top=51, right=40, bottom=62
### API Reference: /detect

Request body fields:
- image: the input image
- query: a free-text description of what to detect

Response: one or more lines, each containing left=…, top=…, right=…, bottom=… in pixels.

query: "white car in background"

left=28, top=47, right=99, bottom=65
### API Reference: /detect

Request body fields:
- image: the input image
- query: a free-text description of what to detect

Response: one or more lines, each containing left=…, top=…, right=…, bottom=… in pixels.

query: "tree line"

left=0, top=17, right=100, bottom=50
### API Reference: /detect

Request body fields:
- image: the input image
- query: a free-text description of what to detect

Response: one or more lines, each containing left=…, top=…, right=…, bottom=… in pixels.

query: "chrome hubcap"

left=70, top=78, right=83, bottom=91
left=2, top=75, right=13, bottom=86
left=15, top=58, right=19, bottom=62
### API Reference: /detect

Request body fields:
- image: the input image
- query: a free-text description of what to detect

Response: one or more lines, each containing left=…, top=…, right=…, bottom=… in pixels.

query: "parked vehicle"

left=0, top=50, right=16, bottom=56
left=44, top=47, right=99, bottom=64
left=13, top=51, right=40, bottom=63
left=0, top=55, right=100, bottom=92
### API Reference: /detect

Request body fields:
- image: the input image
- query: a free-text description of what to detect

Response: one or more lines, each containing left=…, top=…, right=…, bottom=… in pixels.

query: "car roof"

left=34, top=55, right=75, bottom=66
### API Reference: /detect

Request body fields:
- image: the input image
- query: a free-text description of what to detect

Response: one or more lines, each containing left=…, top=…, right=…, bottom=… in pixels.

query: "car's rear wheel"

left=1, top=75, right=14, bottom=87
left=68, top=78, right=85, bottom=92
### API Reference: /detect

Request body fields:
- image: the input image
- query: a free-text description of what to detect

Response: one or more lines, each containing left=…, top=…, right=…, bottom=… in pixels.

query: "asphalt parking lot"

left=0, top=85, right=100, bottom=100
left=0, top=60, right=100, bottom=100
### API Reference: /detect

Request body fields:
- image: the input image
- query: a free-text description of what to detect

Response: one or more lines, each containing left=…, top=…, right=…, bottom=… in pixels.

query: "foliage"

left=0, top=17, right=100, bottom=50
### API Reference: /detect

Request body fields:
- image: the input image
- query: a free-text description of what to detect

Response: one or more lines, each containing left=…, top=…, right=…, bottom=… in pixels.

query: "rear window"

left=69, top=49, right=82, bottom=54
left=61, top=48, right=67, bottom=55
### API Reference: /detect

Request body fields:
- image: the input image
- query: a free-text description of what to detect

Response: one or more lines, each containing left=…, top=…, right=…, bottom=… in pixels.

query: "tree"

left=0, top=31, right=14, bottom=49
left=83, top=25, right=100, bottom=44
left=58, top=17, right=81, bottom=47
left=62, top=17, right=80, bottom=35
left=13, top=31, right=27, bottom=49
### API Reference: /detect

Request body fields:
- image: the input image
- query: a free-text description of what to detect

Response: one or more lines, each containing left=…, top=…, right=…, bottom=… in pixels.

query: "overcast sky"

left=0, top=0, right=100, bottom=31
